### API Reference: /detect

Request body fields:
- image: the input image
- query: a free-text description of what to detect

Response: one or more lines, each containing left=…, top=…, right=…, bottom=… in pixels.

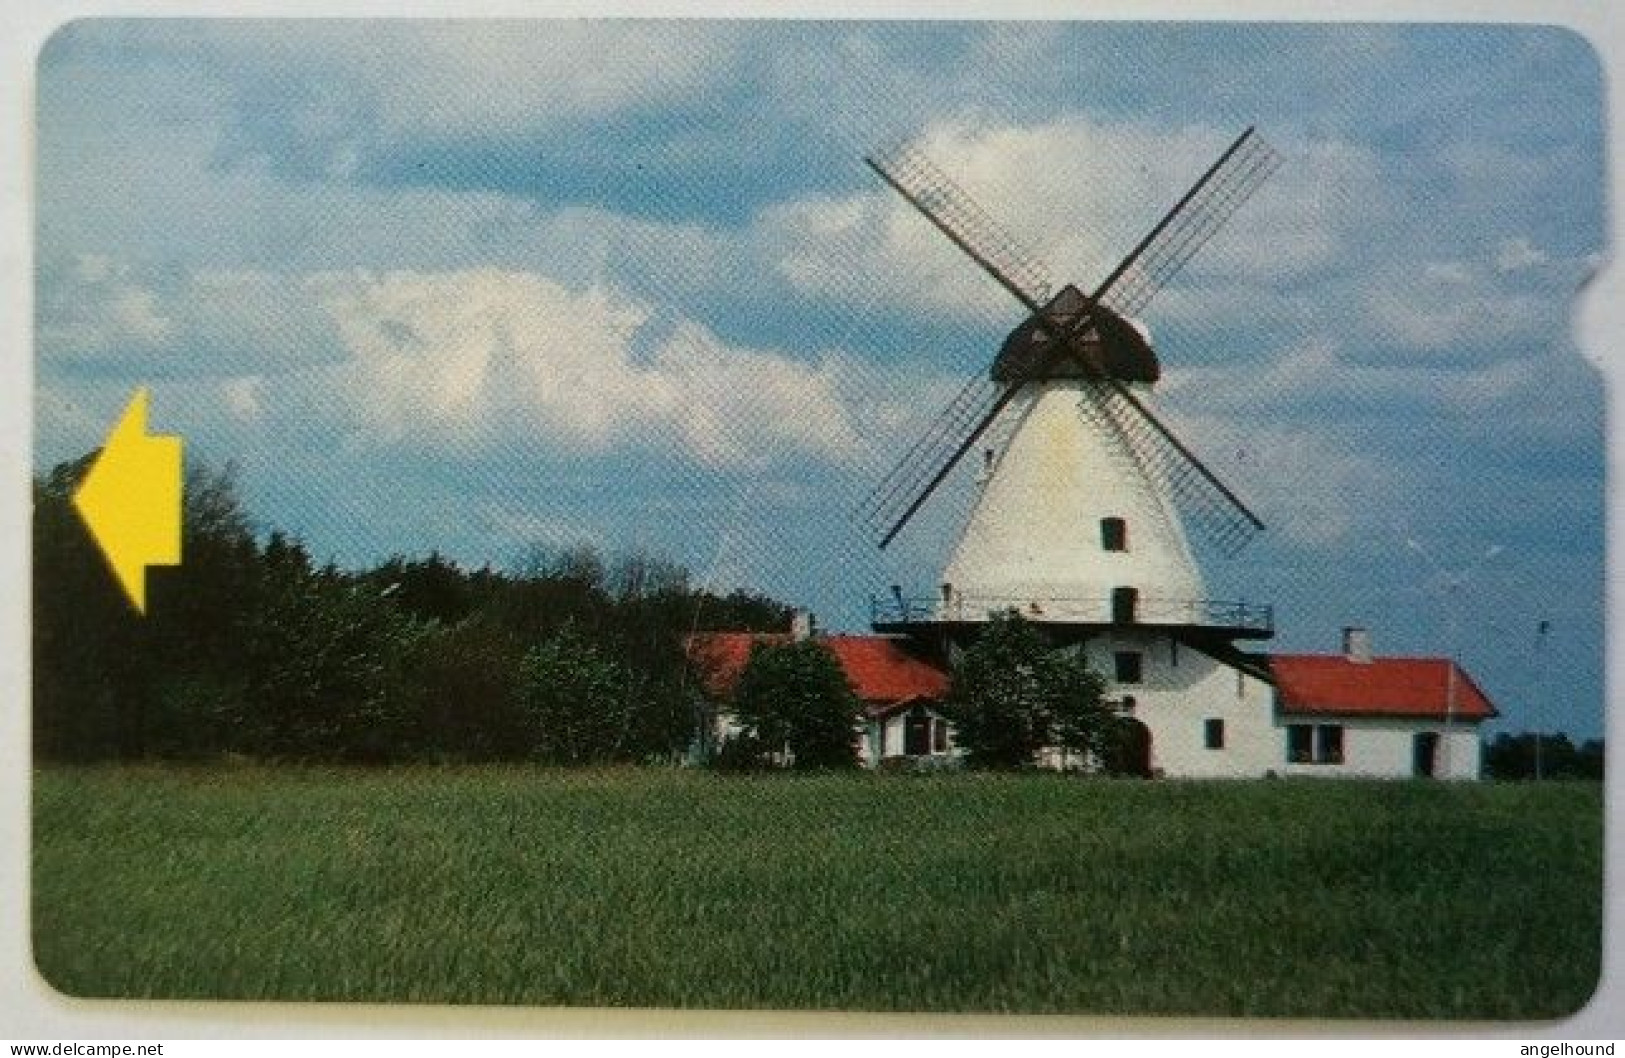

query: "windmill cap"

left=991, top=285, right=1160, bottom=384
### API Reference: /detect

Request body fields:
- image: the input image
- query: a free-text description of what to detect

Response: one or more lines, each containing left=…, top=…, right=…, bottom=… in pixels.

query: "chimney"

left=1342, top=626, right=1372, bottom=664
left=791, top=609, right=815, bottom=642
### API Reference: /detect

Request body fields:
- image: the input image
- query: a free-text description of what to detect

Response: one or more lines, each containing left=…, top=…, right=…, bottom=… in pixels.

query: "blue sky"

left=33, top=20, right=1607, bottom=738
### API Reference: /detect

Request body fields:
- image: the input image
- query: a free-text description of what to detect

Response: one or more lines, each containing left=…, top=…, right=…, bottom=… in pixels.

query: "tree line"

left=1483, top=731, right=1604, bottom=780
left=33, top=455, right=790, bottom=764
left=50, top=450, right=1569, bottom=779
left=34, top=453, right=1122, bottom=771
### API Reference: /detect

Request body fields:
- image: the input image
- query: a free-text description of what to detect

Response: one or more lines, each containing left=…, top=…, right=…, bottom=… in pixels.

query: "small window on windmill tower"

left=1101, top=517, right=1128, bottom=552
left=1204, top=718, right=1225, bottom=750
left=1111, top=586, right=1138, bottom=624
left=1114, top=651, right=1143, bottom=684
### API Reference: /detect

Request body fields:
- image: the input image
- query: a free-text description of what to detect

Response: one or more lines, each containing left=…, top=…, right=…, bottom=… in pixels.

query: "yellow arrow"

left=72, top=387, right=184, bottom=614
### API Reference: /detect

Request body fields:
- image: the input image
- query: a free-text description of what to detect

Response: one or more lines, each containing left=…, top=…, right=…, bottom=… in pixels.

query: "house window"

left=1316, top=724, right=1345, bottom=764
left=1204, top=718, right=1225, bottom=750
left=1114, top=651, right=1143, bottom=684
left=1100, top=517, right=1128, bottom=552
left=933, top=720, right=948, bottom=754
left=1287, top=723, right=1344, bottom=765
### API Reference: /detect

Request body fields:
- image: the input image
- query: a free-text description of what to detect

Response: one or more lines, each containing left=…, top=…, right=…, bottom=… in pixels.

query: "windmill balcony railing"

left=870, top=592, right=1273, bottom=634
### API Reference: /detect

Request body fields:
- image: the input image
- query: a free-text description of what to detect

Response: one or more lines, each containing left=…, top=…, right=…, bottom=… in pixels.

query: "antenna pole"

left=1534, top=619, right=1551, bottom=781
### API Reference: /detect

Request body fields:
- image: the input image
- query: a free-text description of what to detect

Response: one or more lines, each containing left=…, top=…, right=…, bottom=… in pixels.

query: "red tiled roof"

left=825, top=635, right=950, bottom=708
left=684, top=632, right=948, bottom=707
left=1271, top=654, right=1498, bottom=721
left=684, top=632, right=789, bottom=698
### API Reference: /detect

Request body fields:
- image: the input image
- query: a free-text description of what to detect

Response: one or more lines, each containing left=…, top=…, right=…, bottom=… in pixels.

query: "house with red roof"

left=1265, top=629, right=1497, bottom=778
left=685, top=621, right=1498, bottom=778
left=685, top=621, right=953, bottom=765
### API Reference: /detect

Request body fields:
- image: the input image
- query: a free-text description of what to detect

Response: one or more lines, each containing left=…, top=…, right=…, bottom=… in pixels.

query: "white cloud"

left=1361, top=256, right=1574, bottom=358
left=103, top=21, right=738, bottom=146
left=370, top=23, right=735, bottom=136
left=907, top=117, right=1366, bottom=286
left=759, top=116, right=1383, bottom=333
left=1174, top=411, right=1385, bottom=549
left=37, top=256, right=173, bottom=361
left=221, top=377, right=263, bottom=422
left=237, top=267, right=888, bottom=471
left=1438, top=139, right=1556, bottom=219
left=1365, top=284, right=1546, bottom=355
left=1423, top=261, right=1473, bottom=284
left=1165, top=336, right=1545, bottom=425
left=1496, top=236, right=1548, bottom=274
left=644, top=318, right=870, bottom=468
left=762, top=188, right=1012, bottom=323
left=38, top=258, right=349, bottom=376
left=1150, top=330, right=1599, bottom=550
left=474, top=504, right=600, bottom=554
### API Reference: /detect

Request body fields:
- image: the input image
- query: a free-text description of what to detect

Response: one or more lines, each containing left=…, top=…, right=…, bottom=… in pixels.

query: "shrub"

left=516, top=623, right=636, bottom=764
left=945, top=611, right=1109, bottom=770
left=730, top=639, right=861, bottom=770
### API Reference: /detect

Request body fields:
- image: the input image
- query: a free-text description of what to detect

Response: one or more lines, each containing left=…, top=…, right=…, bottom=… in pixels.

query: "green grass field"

left=32, top=766, right=1602, bottom=1018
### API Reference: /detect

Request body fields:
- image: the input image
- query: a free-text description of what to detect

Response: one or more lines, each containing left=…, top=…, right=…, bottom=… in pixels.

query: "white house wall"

left=881, top=714, right=902, bottom=758
left=1274, top=717, right=1481, bottom=780
left=1081, top=630, right=1486, bottom=779
left=1082, top=630, right=1280, bottom=778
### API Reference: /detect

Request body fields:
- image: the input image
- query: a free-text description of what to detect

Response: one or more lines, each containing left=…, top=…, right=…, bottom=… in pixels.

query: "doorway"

left=1413, top=731, right=1439, bottom=778
left=903, top=706, right=933, bottom=757
left=1106, top=717, right=1153, bottom=777
left=1111, top=586, right=1139, bottom=624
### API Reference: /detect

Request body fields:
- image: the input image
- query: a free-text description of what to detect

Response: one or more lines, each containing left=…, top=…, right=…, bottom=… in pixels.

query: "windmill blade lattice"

left=1092, top=381, right=1262, bottom=556
left=856, top=139, right=1070, bottom=548
left=859, top=126, right=1280, bottom=552
left=1098, top=129, right=1282, bottom=318
left=857, top=371, right=1004, bottom=542
left=866, top=143, right=1054, bottom=312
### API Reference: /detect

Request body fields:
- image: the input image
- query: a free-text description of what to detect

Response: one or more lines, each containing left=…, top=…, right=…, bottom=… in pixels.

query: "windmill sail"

left=1094, top=380, right=1263, bottom=557
left=865, top=143, right=1053, bottom=312
left=857, top=371, right=1003, bottom=543
left=856, top=141, right=1069, bottom=548
left=1096, top=128, right=1282, bottom=319
left=859, top=126, right=1281, bottom=552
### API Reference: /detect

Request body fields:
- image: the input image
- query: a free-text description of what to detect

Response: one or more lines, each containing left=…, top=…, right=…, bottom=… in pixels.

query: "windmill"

left=861, top=127, right=1280, bottom=641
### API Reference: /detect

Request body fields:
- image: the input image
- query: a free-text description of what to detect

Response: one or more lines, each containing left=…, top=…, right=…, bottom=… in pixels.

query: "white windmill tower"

left=858, top=128, right=1282, bottom=775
